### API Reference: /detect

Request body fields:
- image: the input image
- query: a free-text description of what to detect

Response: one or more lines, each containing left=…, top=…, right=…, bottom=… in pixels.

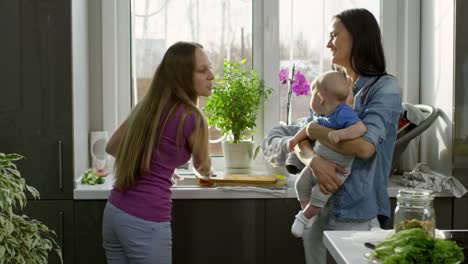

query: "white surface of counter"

left=73, top=173, right=297, bottom=199
left=73, top=174, right=454, bottom=200
left=323, top=230, right=393, bottom=264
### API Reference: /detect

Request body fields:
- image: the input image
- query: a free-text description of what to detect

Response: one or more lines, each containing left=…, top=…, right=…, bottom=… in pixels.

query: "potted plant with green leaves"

left=0, top=153, right=62, bottom=263
left=204, top=59, right=273, bottom=173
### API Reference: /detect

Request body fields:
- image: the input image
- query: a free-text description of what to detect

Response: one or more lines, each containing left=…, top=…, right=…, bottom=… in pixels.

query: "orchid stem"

left=287, top=64, right=296, bottom=125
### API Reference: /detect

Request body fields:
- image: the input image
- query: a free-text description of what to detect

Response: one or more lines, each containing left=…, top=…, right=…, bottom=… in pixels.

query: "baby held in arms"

left=288, top=70, right=367, bottom=238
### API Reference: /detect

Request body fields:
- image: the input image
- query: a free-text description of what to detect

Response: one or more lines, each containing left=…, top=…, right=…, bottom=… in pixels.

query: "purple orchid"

left=278, top=68, right=289, bottom=85
left=291, top=70, right=310, bottom=96
left=278, top=65, right=310, bottom=124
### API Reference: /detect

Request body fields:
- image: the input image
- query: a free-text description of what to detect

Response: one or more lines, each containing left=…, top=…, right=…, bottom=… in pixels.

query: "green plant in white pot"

left=204, top=59, right=273, bottom=173
left=0, top=153, right=62, bottom=264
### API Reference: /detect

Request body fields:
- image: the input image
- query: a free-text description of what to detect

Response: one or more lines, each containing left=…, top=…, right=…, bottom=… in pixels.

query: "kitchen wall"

left=420, top=0, right=454, bottom=175
left=71, top=0, right=103, bottom=178
left=453, top=0, right=468, bottom=186
left=72, top=0, right=90, bottom=177
left=419, top=0, right=468, bottom=228
left=87, top=0, right=103, bottom=132
left=453, top=0, right=468, bottom=228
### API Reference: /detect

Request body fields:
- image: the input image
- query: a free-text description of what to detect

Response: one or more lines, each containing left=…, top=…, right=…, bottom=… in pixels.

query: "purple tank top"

left=109, top=106, right=196, bottom=222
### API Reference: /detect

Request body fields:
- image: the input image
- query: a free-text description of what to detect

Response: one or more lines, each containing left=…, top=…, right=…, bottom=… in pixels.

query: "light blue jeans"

left=102, top=202, right=172, bottom=264
left=302, top=203, right=380, bottom=264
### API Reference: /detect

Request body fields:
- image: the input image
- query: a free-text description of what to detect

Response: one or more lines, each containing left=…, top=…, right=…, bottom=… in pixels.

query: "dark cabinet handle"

left=59, top=210, right=64, bottom=250
left=58, top=140, right=63, bottom=190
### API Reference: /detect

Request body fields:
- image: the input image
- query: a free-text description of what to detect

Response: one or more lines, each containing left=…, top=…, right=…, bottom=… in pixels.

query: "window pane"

left=279, top=0, right=380, bottom=123
left=132, top=0, right=253, bottom=156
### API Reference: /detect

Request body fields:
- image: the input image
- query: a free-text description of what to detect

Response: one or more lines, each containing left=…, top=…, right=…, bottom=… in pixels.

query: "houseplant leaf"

left=204, top=59, right=273, bottom=143
left=0, top=153, right=62, bottom=264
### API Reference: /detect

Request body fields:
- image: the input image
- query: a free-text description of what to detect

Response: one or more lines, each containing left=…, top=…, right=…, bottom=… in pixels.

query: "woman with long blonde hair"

left=102, top=41, right=214, bottom=264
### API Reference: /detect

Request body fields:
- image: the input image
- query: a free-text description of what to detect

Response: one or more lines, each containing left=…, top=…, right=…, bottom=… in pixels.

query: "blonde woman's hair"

left=114, top=42, right=210, bottom=192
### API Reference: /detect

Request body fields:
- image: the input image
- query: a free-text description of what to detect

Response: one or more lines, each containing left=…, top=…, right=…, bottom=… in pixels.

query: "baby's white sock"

left=291, top=211, right=310, bottom=238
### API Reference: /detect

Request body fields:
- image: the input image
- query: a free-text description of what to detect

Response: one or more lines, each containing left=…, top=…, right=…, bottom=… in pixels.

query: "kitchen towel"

left=217, top=186, right=287, bottom=197
left=402, top=103, right=427, bottom=125
left=401, top=163, right=467, bottom=198
left=261, top=124, right=305, bottom=174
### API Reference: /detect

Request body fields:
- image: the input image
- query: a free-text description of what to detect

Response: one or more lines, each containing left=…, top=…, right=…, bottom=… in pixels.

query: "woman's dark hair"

left=335, top=8, right=386, bottom=76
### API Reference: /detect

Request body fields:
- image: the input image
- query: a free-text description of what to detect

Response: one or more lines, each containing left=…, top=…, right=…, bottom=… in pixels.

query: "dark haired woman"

left=102, top=41, right=214, bottom=264
left=294, top=9, right=402, bottom=263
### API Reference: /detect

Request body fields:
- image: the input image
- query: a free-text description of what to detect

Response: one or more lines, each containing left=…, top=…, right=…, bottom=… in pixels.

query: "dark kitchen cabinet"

left=74, top=201, right=107, bottom=264
left=453, top=196, right=468, bottom=229
left=20, top=200, right=74, bottom=264
left=265, top=199, right=306, bottom=264
left=0, top=0, right=73, bottom=199
left=73, top=199, right=304, bottom=264
left=70, top=196, right=458, bottom=264
left=172, top=199, right=266, bottom=264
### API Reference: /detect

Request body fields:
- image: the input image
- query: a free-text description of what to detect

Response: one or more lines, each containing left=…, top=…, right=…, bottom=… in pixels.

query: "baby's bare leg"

left=302, top=203, right=321, bottom=219
left=299, top=200, right=309, bottom=210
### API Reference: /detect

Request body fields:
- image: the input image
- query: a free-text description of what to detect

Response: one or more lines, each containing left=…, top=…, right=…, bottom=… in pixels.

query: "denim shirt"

left=330, top=75, right=402, bottom=225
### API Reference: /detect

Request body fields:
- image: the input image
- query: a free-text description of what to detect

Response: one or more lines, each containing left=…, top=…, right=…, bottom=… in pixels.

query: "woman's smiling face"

left=326, top=17, right=353, bottom=69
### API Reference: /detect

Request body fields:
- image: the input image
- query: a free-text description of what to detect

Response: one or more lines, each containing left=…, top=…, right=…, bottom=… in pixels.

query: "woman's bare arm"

left=187, top=129, right=212, bottom=177
left=106, top=120, right=128, bottom=158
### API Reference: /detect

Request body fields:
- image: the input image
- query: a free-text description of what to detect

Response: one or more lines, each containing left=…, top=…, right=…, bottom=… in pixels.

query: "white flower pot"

left=222, top=141, right=254, bottom=173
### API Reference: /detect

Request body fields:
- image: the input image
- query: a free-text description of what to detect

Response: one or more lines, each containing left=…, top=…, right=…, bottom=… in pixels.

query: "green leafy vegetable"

left=81, top=169, right=105, bottom=185
left=432, top=239, right=465, bottom=264
left=372, top=228, right=464, bottom=264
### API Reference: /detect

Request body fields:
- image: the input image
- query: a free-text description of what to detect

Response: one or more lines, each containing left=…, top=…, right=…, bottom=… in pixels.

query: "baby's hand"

left=328, top=131, right=341, bottom=144
left=288, top=139, right=297, bottom=152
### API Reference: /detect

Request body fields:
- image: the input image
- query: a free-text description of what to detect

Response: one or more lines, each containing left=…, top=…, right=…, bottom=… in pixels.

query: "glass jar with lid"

left=394, top=188, right=436, bottom=236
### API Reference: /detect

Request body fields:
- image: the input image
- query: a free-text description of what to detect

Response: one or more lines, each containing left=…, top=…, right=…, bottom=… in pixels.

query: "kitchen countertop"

left=324, top=230, right=382, bottom=264
left=73, top=173, right=455, bottom=200
left=73, top=172, right=297, bottom=199
left=323, top=229, right=468, bottom=264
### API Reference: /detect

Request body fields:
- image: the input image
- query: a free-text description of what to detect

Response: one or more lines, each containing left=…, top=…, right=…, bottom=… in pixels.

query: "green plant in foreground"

left=0, top=153, right=62, bottom=264
left=204, top=59, right=273, bottom=143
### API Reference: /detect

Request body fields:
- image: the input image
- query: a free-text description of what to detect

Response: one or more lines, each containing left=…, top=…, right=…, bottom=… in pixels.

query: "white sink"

left=172, top=175, right=202, bottom=188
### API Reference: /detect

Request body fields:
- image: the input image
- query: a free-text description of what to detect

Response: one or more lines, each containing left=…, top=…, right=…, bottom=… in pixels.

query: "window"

left=278, top=0, right=380, bottom=123
left=101, top=0, right=416, bottom=170
left=131, top=0, right=253, bottom=156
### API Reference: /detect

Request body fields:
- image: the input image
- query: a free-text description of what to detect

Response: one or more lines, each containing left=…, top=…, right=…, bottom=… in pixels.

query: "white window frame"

left=101, top=0, right=132, bottom=135
left=100, top=0, right=420, bottom=171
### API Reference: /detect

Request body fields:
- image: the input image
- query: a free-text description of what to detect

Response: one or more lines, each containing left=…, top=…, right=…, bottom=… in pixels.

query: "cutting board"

left=196, top=173, right=284, bottom=187
left=210, top=173, right=277, bottom=184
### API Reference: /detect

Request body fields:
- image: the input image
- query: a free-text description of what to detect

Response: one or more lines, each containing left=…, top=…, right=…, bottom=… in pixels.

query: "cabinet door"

left=172, top=199, right=266, bottom=264
left=74, top=201, right=107, bottom=264
left=453, top=168, right=468, bottom=229
left=453, top=197, right=468, bottom=229
left=20, top=200, right=74, bottom=264
left=0, top=0, right=73, bottom=199
left=265, top=199, right=306, bottom=264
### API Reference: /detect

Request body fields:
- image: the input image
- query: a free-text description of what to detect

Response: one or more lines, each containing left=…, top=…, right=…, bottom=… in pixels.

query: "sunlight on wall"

left=420, top=0, right=454, bottom=175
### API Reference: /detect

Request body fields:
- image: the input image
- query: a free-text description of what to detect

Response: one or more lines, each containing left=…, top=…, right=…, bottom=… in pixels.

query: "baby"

left=288, top=70, right=367, bottom=237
